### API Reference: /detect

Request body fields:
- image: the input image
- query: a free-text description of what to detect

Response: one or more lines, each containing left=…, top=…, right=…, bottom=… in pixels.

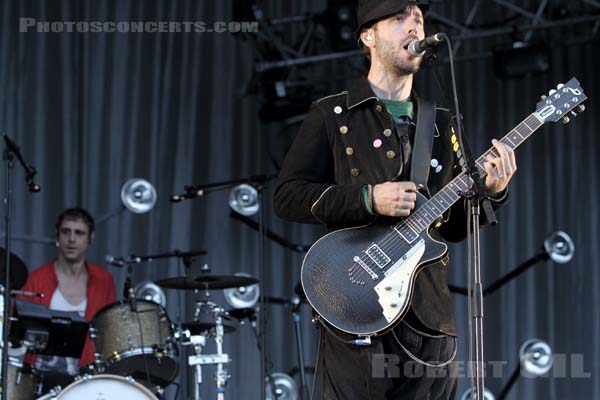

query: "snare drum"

left=39, top=374, right=158, bottom=399
left=91, top=299, right=178, bottom=386
left=7, top=360, right=41, bottom=400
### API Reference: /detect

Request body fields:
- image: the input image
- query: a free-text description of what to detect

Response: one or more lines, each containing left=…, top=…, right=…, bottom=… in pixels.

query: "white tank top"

left=35, top=290, right=87, bottom=375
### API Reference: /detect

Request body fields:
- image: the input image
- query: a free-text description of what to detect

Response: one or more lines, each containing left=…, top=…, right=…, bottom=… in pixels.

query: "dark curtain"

left=0, top=1, right=598, bottom=399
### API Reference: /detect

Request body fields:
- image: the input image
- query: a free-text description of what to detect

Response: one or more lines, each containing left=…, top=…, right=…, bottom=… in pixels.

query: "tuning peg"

left=540, top=95, right=547, bottom=100
left=577, top=105, right=586, bottom=113
left=557, top=83, right=565, bottom=90
left=549, top=89, right=557, bottom=96
left=570, top=111, right=578, bottom=118
left=562, top=116, right=570, bottom=124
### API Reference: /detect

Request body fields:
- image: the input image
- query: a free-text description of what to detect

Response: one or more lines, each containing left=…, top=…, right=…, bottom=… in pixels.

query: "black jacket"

left=274, top=76, right=505, bottom=336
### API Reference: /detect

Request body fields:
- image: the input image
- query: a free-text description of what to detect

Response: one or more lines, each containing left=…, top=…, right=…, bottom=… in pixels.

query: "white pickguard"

left=374, top=239, right=426, bottom=323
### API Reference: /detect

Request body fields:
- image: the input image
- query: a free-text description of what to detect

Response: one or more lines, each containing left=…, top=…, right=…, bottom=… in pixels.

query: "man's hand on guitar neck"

left=373, top=181, right=417, bottom=217
left=484, top=139, right=517, bottom=195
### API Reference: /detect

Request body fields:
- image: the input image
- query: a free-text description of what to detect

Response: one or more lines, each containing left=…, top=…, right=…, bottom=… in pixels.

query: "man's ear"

left=89, top=232, right=95, bottom=244
left=361, top=28, right=375, bottom=48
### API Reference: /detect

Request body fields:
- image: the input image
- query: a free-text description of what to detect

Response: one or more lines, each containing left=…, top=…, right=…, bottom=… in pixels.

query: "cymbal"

left=0, top=248, right=29, bottom=290
left=227, top=307, right=256, bottom=321
left=156, top=275, right=258, bottom=290
left=181, top=320, right=237, bottom=335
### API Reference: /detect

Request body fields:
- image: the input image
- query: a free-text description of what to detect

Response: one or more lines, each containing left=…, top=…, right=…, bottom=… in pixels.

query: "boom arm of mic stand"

left=113, top=249, right=208, bottom=266
left=171, top=174, right=278, bottom=203
left=229, top=212, right=311, bottom=253
left=3, top=135, right=41, bottom=192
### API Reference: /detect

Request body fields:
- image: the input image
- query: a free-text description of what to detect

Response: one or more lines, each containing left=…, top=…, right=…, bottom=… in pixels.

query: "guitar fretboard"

left=396, top=113, right=543, bottom=234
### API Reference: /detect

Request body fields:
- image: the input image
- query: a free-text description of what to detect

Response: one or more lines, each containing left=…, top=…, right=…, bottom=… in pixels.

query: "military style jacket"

left=274, top=76, right=506, bottom=336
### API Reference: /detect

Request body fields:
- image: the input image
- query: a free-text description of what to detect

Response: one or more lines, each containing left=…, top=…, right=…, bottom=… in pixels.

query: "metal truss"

left=245, top=0, right=599, bottom=72
left=239, top=0, right=599, bottom=122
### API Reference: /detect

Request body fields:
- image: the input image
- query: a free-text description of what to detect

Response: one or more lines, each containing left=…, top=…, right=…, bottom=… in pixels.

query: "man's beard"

left=376, top=36, right=422, bottom=76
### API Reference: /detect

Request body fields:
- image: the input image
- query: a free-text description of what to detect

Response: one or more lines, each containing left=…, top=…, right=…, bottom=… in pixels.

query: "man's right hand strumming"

left=373, top=181, right=417, bottom=217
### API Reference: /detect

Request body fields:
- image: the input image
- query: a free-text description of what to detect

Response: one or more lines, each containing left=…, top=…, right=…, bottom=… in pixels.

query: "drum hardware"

left=156, top=274, right=258, bottom=291
left=6, top=358, right=42, bottom=400
left=0, top=248, right=30, bottom=298
left=224, top=308, right=256, bottom=323
left=171, top=175, right=275, bottom=400
left=180, top=301, right=231, bottom=400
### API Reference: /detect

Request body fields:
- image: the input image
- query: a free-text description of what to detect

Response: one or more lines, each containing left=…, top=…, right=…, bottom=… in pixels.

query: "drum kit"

left=3, top=248, right=262, bottom=400
left=1, top=177, right=305, bottom=400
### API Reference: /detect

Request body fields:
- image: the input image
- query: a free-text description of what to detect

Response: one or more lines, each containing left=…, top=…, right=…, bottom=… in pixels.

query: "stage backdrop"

left=0, top=1, right=598, bottom=399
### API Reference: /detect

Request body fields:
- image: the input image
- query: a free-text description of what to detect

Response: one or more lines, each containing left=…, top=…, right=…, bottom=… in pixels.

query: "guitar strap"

left=410, top=97, right=436, bottom=192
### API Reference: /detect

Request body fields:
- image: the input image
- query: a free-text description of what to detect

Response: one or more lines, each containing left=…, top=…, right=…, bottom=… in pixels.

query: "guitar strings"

left=348, top=114, right=539, bottom=283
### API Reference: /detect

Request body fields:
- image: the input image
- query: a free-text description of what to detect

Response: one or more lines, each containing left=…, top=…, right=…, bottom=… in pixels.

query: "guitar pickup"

left=365, top=244, right=391, bottom=269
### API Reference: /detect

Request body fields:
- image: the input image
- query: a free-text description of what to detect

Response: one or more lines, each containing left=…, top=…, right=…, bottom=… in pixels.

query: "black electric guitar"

left=301, top=78, right=587, bottom=337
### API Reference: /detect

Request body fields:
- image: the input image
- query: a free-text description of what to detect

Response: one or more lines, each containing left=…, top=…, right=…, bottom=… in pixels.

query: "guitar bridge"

left=353, top=256, right=378, bottom=281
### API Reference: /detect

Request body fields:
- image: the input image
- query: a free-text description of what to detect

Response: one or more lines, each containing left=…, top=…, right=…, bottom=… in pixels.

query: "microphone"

left=105, top=254, right=125, bottom=267
left=407, top=33, right=445, bottom=57
left=170, top=189, right=204, bottom=203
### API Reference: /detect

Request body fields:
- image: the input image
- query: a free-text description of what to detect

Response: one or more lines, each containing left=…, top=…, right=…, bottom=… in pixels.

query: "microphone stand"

left=292, top=297, right=309, bottom=400
left=440, top=35, right=497, bottom=400
left=1, top=135, right=40, bottom=400
left=169, top=174, right=277, bottom=203
left=109, top=249, right=208, bottom=267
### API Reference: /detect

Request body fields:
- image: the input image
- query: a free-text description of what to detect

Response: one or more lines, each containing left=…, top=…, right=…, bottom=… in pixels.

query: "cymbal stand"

left=185, top=300, right=231, bottom=400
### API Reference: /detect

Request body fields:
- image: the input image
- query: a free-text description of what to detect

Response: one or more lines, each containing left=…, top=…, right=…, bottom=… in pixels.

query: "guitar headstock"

left=534, top=78, right=587, bottom=125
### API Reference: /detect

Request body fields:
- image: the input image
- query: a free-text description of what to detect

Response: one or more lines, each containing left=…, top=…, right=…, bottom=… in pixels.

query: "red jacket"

left=19, top=260, right=117, bottom=367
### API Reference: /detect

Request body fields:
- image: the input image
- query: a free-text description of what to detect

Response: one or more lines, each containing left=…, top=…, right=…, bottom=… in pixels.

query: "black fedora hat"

left=355, top=0, right=430, bottom=36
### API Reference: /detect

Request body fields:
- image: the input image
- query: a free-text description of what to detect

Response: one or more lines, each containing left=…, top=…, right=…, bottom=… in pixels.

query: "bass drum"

left=37, top=374, right=158, bottom=400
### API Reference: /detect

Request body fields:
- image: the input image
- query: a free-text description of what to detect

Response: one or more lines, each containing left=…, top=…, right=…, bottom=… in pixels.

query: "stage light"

left=228, top=184, right=259, bottom=216
left=460, top=387, right=495, bottom=400
left=121, top=178, right=157, bottom=214
left=96, top=178, right=158, bottom=225
left=493, top=43, right=550, bottom=79
left=265, top=372, right=298, bottom=400
left=449, top=230, right=575, bottom=296
left=223, top=272, right=260, bottom=309
left=317, top=0, right=358, bottom=51
left=497, top=338, right=554, bottom=399
left=519, top=339, right=553, bottom=377
left=134, top=281, right=167, bottom=308
left=543, top=231, right=574, bottom=264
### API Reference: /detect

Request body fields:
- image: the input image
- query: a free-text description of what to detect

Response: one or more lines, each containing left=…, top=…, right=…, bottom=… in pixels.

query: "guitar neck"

left=401, top=113, right=544, bottom=232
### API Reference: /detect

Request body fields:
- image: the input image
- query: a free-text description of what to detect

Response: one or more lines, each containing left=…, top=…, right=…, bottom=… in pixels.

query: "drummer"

left=19, top=207, right=116, bottom=387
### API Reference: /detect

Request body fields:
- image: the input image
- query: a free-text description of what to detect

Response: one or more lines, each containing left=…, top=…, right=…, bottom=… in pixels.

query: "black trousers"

left=318, top=317, right=458, bottom=400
